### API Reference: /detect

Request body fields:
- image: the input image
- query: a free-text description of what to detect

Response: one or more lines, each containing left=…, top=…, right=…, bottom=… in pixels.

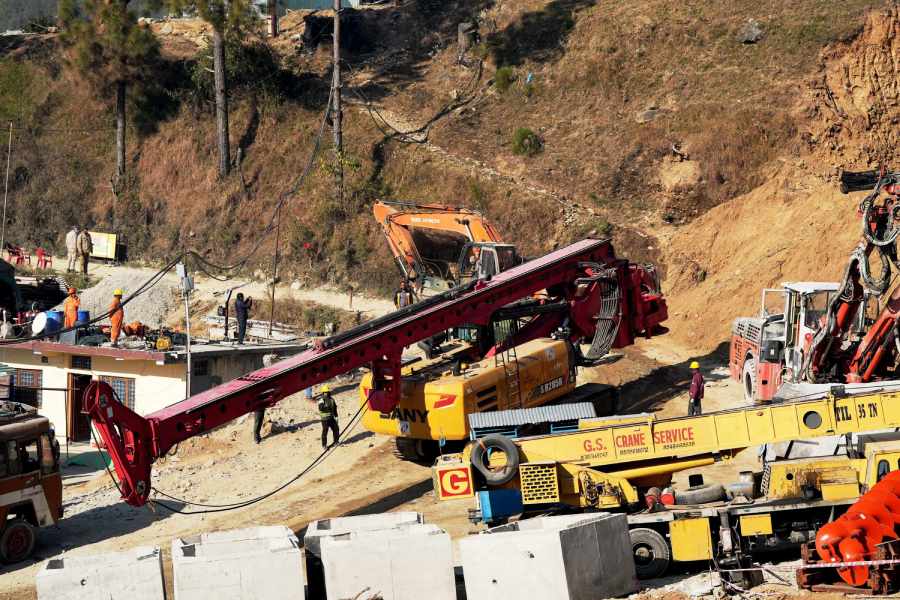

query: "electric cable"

left=147, top=400, right=367, bottom=514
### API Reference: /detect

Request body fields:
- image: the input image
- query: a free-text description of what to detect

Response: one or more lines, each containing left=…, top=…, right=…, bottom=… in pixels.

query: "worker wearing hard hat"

left=110, top=289, right=124, bottom=347
left=688, top=361, right=705, bottom=416
left=317, top=384, right=339, bottom=449
left=63, top=288, right=80, bottom=329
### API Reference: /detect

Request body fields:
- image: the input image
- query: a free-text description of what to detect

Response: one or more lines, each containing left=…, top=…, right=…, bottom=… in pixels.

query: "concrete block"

left=172, top=525, right=304, bottom=600
left=304, top=512, right=423, bottom=598
left=36, top=546, right=164, bottom=600
left=460, top=513, right=638, bottom=600
left=320, top=523, right=455, bottom=600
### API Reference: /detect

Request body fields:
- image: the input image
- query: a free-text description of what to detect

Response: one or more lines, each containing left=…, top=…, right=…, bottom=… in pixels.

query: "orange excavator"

left=373, top=201, right=522, bottom=296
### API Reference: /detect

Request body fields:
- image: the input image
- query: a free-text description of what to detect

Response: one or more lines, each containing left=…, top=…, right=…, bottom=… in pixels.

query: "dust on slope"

left=662, top=5, right=900, bottom=353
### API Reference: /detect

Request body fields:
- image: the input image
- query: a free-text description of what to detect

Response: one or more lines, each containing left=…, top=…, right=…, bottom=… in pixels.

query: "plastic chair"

left=6, top=245, right=30, bottom=267
left=35, top=248, right=52, bottom=270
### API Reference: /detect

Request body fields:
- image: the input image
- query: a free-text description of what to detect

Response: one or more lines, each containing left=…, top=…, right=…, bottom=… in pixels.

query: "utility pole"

left=177, top=262, right=194, bottom=399
left=332, top=0, right=343, bottom=204
left=268, top=203, right=282, bottom=337
left=268, top=0, right=278, bottom=37
left=1, top=122, right=11, bottom=253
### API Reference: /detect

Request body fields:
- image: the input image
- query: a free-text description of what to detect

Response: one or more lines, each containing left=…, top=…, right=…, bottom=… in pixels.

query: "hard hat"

left=321, top=384, right=331, bottom=393
left=113, top=288, right=124, bottom=296
left=690, top=361, right=700, bottom=369
left=67, top=287, right=76, bottom=295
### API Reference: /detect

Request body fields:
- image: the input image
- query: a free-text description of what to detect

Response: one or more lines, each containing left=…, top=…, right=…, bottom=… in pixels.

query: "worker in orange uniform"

left=109, top=288, right=124, bottom=347
left=63, top=288, right=80, bottom=329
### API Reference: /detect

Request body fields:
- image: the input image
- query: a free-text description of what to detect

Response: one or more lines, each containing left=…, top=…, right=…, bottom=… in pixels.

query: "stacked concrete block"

left=36, top=546, right=165, bottom=600
left=172, top=525, right=304, bottom=600
left=320, top=523, right=455, bottom=600
left=304, top=512, right=424, bottom=598
left=460, top=513, right=638, bottom=600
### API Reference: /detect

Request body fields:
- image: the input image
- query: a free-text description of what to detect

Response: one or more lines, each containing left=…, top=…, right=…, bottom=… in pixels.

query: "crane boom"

left=86, top=238, right=667, bottom=507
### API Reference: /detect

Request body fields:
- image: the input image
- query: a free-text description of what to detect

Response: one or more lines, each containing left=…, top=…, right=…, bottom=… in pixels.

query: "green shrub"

left=494, top=66, right=515, bottom=93
left=511, top=127, right=543, bottom=156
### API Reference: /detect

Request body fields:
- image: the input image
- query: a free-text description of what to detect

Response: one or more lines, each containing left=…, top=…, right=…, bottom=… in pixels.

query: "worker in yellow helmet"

left=318, top=384, right=339, bottom=449
left=688, top=361, right=704, bottom=416
left=109, top=288, right=124, bottom=347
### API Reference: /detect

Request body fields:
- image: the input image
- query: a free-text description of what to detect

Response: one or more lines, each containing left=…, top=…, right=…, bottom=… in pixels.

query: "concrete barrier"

left=304, top=512, right=423, bottom=598
left=36, top=546, right=164, bottom=600
left=172, top=526, right=304, bottom=600
left=460, top=513, right=638, bottom=600
left=320, top=523, right=455, bottom=600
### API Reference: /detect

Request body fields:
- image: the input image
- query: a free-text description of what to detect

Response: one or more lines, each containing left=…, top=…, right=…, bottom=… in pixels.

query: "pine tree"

left=167, top=0, right=254, bottom=179
left=58, top=0, right=161, bottom=188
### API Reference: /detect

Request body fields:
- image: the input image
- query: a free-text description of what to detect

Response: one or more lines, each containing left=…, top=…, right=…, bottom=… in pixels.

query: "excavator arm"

left=373, top=200, right=504, bottom=288
left=86, top=238, right=668, bottom=507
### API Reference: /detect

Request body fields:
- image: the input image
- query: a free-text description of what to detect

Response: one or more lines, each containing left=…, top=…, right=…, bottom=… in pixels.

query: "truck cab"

left=0, top=402, right=62, bottom=563
left=731, top=282, right=846, bottom=402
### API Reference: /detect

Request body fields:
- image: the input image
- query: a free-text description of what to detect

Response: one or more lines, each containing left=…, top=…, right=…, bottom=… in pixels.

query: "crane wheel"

left=742, top=357, right=757, bottom=403
left=629, top=528, right=670, bottom=579
left=470, top=435, right=519, bottom=485
left=0, top=518, right=36, bottom=564
left=394, top=438, right=439, bottom=463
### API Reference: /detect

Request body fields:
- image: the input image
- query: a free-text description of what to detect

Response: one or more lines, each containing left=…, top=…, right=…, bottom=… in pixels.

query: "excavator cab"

left=458, top=243, right=521, bottom=284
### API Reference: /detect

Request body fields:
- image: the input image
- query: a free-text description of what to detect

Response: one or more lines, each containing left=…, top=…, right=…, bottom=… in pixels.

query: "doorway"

left=67, top=374, right=93, bottom=442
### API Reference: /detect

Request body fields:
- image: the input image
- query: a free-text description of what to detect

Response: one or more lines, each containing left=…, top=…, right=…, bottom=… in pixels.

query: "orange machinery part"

left=815, top=472, right=900, bottom=586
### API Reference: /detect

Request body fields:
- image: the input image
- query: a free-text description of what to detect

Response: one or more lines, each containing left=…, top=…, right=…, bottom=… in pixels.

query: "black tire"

left=742, top=356, right=757, bottom=403
left=394, top=438, right=439, bottom=463
left=0, top=519, right=36, bottom=564
left=470, top=434, right=519, bottom=485
left=675, top=483, right=726, bottom=505
left=630, top=528, right=670, bottom=579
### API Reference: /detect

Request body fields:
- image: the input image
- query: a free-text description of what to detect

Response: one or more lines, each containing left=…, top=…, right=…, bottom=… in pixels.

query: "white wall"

left=0, top=348, right=187, bottom=442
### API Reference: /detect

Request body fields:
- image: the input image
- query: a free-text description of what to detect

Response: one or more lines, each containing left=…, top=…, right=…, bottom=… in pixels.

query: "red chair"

left=5, top=245, right=30, bottom=267
left=35, top=248, right=52, bottom=270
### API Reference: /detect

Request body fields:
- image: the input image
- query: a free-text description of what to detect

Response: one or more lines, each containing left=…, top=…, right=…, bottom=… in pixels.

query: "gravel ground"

left=55, top=266, right=180, bottom=328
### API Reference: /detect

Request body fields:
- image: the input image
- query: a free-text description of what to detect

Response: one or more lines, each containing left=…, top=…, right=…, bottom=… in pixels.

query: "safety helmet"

left=690, top=361, right=700, bottom=369
left=321, top=384, right=331, bottom=393
left=113, top=288, right=124, bottom=296
left=67, top=287, right=76, bottom=295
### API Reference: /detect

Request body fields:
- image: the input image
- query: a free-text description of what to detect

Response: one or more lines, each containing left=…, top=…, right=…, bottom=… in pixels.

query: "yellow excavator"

left=361, top=233, right=669, bottom=461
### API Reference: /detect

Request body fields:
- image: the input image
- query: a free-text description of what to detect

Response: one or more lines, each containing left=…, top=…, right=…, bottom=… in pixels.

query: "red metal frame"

left=86, top=238, right=668, bottom=507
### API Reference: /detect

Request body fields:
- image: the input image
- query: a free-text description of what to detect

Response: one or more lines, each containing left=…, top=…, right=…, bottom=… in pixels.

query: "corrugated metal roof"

left=468, top=402, right=597, bottom=429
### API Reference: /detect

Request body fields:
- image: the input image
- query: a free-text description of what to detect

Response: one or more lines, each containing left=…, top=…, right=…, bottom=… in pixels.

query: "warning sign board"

left=433, top=464, right=474, bottom=500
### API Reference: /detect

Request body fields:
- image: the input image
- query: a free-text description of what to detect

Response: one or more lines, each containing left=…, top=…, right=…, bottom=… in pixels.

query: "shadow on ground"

left=618, top=342, right=731, bottom=414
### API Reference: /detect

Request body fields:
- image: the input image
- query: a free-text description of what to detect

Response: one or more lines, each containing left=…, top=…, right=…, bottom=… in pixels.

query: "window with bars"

left=99, top=376, right=136, bottom=411
left=71, top=355, right=92, bottom=370
left=12, top=369, right=42, bottom=408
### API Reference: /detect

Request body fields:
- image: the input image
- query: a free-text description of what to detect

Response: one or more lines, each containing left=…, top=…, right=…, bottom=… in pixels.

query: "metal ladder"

left=495, top=344, right=522, bottom=410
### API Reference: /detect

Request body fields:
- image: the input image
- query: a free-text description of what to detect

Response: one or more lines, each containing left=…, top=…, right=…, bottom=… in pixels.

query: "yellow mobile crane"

left=432, top=383, right=900, bottom=583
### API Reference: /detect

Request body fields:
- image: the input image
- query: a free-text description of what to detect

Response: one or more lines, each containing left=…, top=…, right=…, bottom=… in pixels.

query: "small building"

left=0, top=340, right=308, bottom=443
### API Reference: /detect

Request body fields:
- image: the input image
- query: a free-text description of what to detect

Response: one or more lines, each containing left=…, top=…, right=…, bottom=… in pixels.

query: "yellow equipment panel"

left=821, top=481, right=860, bottom=501
left=670, top=518, right=713, bottom=561
left=739, top=514, right=773, bottom=536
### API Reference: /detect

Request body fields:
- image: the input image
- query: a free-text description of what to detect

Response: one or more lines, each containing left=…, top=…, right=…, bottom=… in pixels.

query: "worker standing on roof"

left=76, top=228, right=92, bottom=275
left=234, top=293, right=252, bottom=345
left=65, top=226, right=79, bottom=273
left=109, top=289, right=124, bottom=347
left=318, top=384, right=339, bottom=449
left=688, top=361, right=704, bottom=416
left=394, top=279, right=413, bottom=309
left=63, top=288, right=80, bottom=329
